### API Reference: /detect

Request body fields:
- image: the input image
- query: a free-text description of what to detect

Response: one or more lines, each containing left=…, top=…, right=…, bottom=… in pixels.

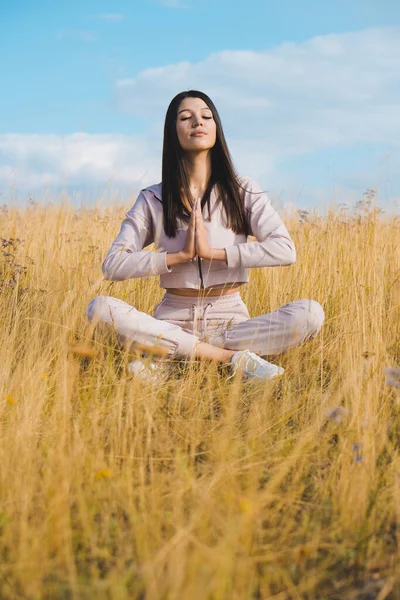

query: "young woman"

left=86, top=90, right=324, bottom=381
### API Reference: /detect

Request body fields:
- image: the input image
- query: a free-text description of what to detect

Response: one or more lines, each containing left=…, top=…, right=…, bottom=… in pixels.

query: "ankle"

left=193, top=341, right=236, bottom=363
left=220, top=349, right=236, bottom=363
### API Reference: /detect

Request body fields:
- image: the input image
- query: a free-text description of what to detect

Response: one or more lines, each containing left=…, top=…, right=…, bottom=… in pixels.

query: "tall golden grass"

left=0, top=198, right=399, bottom=599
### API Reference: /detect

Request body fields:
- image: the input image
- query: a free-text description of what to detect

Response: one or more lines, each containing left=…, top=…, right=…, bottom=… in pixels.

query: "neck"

left=184, top=150, right=212, bottom=198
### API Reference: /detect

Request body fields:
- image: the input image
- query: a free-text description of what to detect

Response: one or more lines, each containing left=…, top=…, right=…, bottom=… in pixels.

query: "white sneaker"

left=227, top=349, right=284, bottom=382
left=127, top=358, right=169, bottom=385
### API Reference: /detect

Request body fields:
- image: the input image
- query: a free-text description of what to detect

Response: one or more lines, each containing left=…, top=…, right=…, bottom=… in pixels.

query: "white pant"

left=86, top=292, right=324, bottom=359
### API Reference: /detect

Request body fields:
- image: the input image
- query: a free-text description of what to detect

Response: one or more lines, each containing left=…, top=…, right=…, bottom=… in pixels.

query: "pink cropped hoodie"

left=102, top=176, right=296, bottom=290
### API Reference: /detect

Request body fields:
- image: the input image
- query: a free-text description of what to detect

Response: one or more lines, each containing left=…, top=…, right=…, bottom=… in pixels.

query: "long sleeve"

left=224, top=178, right=296, bottom=270
left=102, top=192, right=171, bottom=281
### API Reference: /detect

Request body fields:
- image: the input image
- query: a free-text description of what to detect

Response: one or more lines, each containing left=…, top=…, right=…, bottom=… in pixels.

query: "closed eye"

left=180, top=116, right=213, bottom=121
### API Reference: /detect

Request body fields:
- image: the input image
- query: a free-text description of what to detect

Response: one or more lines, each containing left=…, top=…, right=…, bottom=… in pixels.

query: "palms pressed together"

left=183, top=198, right=226, bottom=263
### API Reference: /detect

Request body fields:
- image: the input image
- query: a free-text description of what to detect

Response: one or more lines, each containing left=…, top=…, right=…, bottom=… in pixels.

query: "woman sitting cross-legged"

left=86, top=90, right=324, bottom=382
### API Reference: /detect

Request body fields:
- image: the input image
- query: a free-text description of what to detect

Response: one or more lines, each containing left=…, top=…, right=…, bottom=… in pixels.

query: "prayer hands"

left=181, top=199, right=197, bottom=261
left=179, top=198, right=226, bottom=265
left=194, top=198, right=213, bottom=260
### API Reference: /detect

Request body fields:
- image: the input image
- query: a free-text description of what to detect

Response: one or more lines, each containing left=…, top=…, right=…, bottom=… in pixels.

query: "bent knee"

left=304, top=299, right=325, bottom=336
left=86, top=295, right=113, bottom=323
left=285, top=299, right=324, bottom=338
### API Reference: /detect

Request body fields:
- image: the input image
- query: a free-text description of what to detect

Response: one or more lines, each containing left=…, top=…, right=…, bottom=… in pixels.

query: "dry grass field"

left=0, top=196, right=399, bottom=600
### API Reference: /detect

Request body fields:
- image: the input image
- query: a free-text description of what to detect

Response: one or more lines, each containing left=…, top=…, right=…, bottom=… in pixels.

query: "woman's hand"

left=166, top=199, right=197, bottom=266
left=166, top=198, right=227, bottom=266
left=195, top=200, right=228, bottom=263
left=180, top=198, right=197, bottom=261
left=195, top=199, right=213, bottom=260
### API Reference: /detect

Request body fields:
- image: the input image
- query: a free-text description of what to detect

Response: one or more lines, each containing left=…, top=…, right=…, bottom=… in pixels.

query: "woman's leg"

left=86, top=296, right=198, bottom=357
left=194, top=342, right=235, bottom=362
left=86, top=295, right=236, bottom=362
left=223, top=299, right=325, bottom=356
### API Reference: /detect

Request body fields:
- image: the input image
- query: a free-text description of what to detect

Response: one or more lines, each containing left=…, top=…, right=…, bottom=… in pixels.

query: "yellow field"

left=1, top=199, right=399, bottom=599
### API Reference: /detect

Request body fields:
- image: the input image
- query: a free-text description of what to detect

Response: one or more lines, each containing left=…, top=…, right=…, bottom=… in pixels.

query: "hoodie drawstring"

left=202, top=302, right=213, bottom=340
left=191, top=301, right=213, bottom=340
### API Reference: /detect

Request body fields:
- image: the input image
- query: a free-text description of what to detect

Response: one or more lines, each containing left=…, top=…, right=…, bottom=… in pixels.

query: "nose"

left=193, top=115, right=203, bottom=127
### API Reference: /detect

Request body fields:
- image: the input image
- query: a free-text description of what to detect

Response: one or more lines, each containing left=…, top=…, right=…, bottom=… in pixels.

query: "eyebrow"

left=177, top=107, right=212, bottom=115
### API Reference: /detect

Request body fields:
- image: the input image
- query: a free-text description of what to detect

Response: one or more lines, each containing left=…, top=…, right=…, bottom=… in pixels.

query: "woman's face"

left=176, top=97, right=217, bottom=152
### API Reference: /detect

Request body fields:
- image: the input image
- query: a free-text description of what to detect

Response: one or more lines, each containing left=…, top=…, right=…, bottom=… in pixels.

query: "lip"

left=191, top=131, right=207, bottom=136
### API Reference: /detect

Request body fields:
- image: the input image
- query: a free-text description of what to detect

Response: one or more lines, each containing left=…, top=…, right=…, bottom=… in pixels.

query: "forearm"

left=224, top=238, right=296, bottom=269
left=166, top=251, right=193, bottom=267
left=209, top=248, right=227, bottom=263
left=102, top=248, right=170, bottom=281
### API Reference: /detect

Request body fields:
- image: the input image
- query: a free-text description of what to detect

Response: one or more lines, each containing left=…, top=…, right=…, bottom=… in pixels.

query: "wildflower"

left=95, top=469, right=111, bottom=480
left=363, top=188, right=376, bottom=201
left=238, top=497, right=253, bottom=513
left=326, top=406, right=349, bottom=424
left=297, top=209, right=309, bottom=224
left=385, top=367, right=400, bottom=389
left=353, top=443, right=363, bottom=463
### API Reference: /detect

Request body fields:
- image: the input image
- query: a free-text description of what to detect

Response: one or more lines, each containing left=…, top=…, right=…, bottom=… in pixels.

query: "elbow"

left=284, top=244, right=296, bottom=266
left=269, top=236, right=296, bottom=266
left=102, top=263, right=113, bottom=281
left=288, top=245, right=297, bottom=265
left=102, top=260, right=122, bottom=281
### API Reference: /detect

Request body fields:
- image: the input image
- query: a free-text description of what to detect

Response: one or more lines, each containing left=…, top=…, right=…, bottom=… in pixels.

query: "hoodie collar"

left=145, top=182, right=218, bottom=202
left=145, top=182, right=162, bottom=201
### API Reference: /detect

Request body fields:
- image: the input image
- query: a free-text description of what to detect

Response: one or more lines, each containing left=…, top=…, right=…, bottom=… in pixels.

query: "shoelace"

left=242, top=352, right=266, bottom=376
left=226, top=351, right=278, bottom=381
left=226, top=351, right=250, bottom=380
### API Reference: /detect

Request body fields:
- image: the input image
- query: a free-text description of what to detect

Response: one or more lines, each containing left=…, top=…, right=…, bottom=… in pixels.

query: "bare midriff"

left=166, top=283, right=245, bottom=297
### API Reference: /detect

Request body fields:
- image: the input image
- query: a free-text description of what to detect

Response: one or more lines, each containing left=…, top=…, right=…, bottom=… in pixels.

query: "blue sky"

left=1, top=0, right=400, bottom=210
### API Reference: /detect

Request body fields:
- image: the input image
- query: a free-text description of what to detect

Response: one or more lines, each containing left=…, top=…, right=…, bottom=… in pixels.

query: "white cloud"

left=1, top=130, right=397, bottom=212
left=2, top=27, right=400, bottom=209
left=96, top=13, right=125, bottom=22
left=0, top=134, right=161, bottom=195
left=116, top=27, right=400, bottom=151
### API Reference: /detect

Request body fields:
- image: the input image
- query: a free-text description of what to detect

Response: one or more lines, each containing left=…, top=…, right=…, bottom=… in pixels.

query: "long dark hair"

left=161, top=90, right=249, bottom=238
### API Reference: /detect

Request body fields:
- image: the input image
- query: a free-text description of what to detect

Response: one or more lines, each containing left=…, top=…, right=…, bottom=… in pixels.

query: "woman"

left=87, top=90, right=324, bottom=382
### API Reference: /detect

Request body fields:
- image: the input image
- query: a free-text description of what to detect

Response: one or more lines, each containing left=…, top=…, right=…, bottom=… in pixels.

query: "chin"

left=188, top=141, right=213, bottom=150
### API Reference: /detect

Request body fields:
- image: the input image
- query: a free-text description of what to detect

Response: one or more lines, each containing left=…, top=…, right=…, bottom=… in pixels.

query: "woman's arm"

left=224, top=178, right=296, bottom=270
left=102, top=192, right=194, bottom=281
left=102, top=195, right=168, bottom=280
